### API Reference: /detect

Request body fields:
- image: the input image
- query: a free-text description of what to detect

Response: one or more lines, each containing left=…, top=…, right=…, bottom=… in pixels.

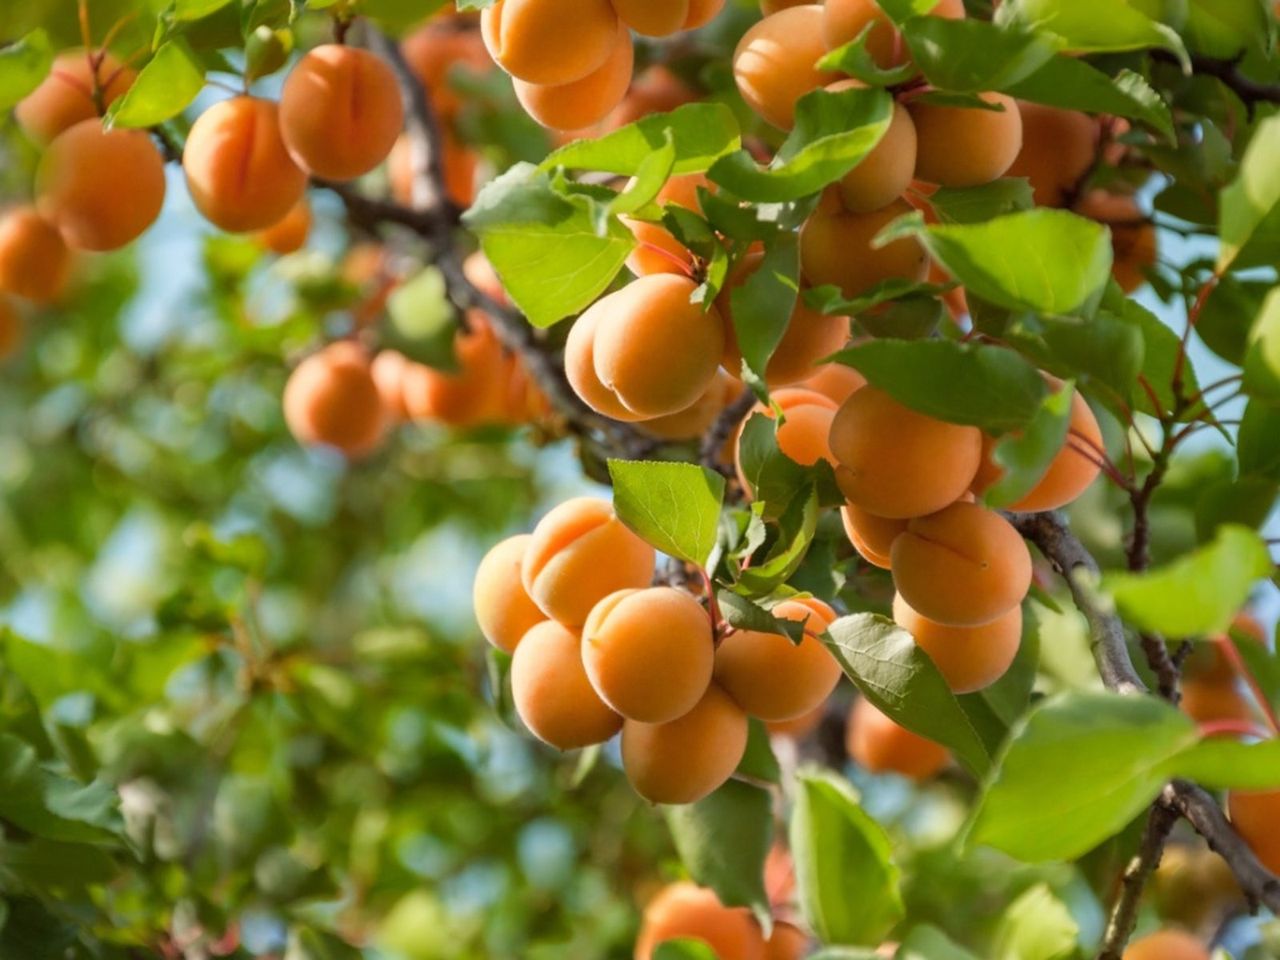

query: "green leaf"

left=731, top=236, right=800, bottom=385
left=1243, top=286, right=1280, bottom=400
left=902, top=17, right=1061, bottom=93
left=384, top=266, right=459, bottom=370
left=0, top=838, right=118, bottom=889
left=106, top=39, right=205, bottom=128
left=831, top=339, right=1048, bottom=434
left=1196, top=276, right=1269, bottom=366
left=605, top=132, right=676, bottom=221
left=653, top=942, right=719, bottom=960
left=823, top=614, right=991, bottom=776
left=708, top=87, right=894, bottom=202
left=992, top=885, right=1079, bottom=960
left=174, top=0, right=237, bottom=20
left=818, top=29, right=917, bottom=87
left=718, top=592, right=807, bottom=645
left=738, top=719, right=782, bottom=784
left=896, top=926, right=982, bottom=960
left=1004, top=312, right=1144, bottom=404
left=1195, top=476, right=1279, bottom=541
left=982, top=383, right=1075, bottom=508
left=1103, top=289, right=1200, bottom=419
left=735, top=414, right=810, bottom=513
left=995, top=0, right=1189, bottom=63
left=284, top=927, right=363, bottom=960
left=665, top=780, right=773, bottom=929
left=0, top=735, right=122, bottom=843
left=735, top=487, right=820, bottom=594
left=1184, top=0, right=1269, bottom=61
left=608, top=460, right=726, bottom=567
left=1004, top=58, right=1173, bottom=142
left=1219, top=113, right=1280, bottom=272
left=790, top=769, right=903, bottom=946
left=1103, top=525, right=1273, bottom=637
left=542, top=103, right=741, bottom=177
left=1239, top=400, right=1280, bottom=481
left=926, top=179, right=1035, bottom=225
left=0, top=29, right=52, bottom=112
left=1172, top=737, right=1280, bottom=791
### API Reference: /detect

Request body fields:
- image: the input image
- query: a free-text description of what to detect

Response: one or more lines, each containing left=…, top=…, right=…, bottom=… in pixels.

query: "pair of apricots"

left=634, top=882, right=807, bottom=960
left=0, top=204, right=78, bottom=363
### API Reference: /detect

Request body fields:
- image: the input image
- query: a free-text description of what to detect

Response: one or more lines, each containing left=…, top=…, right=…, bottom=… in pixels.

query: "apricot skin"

left=891, top=502, right=1033, bottom=628
left=401, top=23, right=492, bottom=119
left=472, top=534, right=547, bottom=654
left=282, top=343, right=388, bottom=458
left=830, top=87, right=918, bottom=214
left=621, top=683, right=749, bottom=804
left=823, top=0, right=964, bottom=67
left=642, top=370, right=741, bottom=441
left=521, top=497, right=656, bottom=627
left=1227, top=789, right=1280, bottom=875
left=279, top=45, right=404, bottom=181
left=482, top=0, right=621, bottom=86
left=564, top=306, right=649, bottom=422
left=736, top=388, right=838, bottom=495
left=893, top=593, right=1022, bottom=693
left=803, top=363, right=866, bottom=405
left=255, top=198, right=312, bottom=255
left=733, top=5, right=835, bottom=130
left=714, top=597, right=842, bottom=722
left=1005, top=103, right=1098, bottom=207
left=634, top=883, right=765, bottom=960
left=828, top=385, right=981, bottom=519
left=15, top=51, right=135, bottom=145
left=511, top=621, right=623, bottom=749
left=1179, top=678, right=1254, bottom=726
left=583, top=586, right=713, bottom=723
left=514, top=23, right=634, bottom=131
left=847, top=698, right=949, bottom=781
left=799, top=195, right=928, bottom=301
left=1123, top=930, right=1209, bottom=960
left=0, top=297, right=23, bottom=361
left=684, top=0, right=726, bottom=28
left=840, top=503, right=907, bottom=570
left=624, top=174, right=706, bottom=278
left=402, top=317, right=508, bottom=427
left=910, top=93, right=1023, bottom=188
left=36, top=120, right=166, bottom=252
left=765, top=922, right=809, bottom=960
left=0, top=207, right=73, bottom=304
left=611, top=0, right=688, bottom=36
left=1075, top=191, right=1156, bottom=293
left=184, top=97, right=307, bottom=233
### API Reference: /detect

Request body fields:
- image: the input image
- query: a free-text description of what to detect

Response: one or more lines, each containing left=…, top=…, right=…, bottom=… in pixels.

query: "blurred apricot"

left=473, top=534, right=547, bottom=654
left=1075, top=190, right=1156, bottom=293
left=512, top=620, right=623, bottom=748
left=15, top=50, right=134, bottom=145
left=282, top=342, right=387, bottom=458
left=401, top=22, right=492, bottom=119
left=765, top=922, right=809, bottom=960
left=847, top=698, right=949, bottom=780
left=1180, top=678, right=1254, bottom=726
left=1227, top=789, right=1280, bottom=874
left=734, top=5, right=834, bottom=129
left=402, top=319, right=508, bottom=427
left=0, top=296, right=24, bottom=361
left=635, top=883, right=765, bottom=960
left=255, top=198, right=312, bottom=255
left=803, top=363, right=866, bottom=405
left=1005, top=102, right=1098, bottom=207
left=800, top=194, right=927, bottom=300
left=0, top=206, right=73, bottom=303
left=1123, top=930, right=1209, bottom=960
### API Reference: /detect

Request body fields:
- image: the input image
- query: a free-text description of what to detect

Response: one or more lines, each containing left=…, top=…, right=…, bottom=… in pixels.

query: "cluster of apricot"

left=634, top=881, right=808, bottom=960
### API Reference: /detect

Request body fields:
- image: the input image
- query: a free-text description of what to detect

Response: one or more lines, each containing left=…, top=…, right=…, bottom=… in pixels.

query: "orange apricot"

left=635, top=883, right=766, bottom=960
left=762, top=0, right=810, bottom=12
left=735, top=388, right=839, bottom=493
left=642, top=370, right=742, bottom=441
left=183, top=97, right=307, bottom=233
left=714, top=597, right=842, bottom=721
left=1074, top=190, right=1157, bottom=293
left=389, top=130, right=479, bottom=209
left=799, top=194, right=928, bottom=300
left=891, top=501, right=1032, bottom=627
left=1123, top=930, right=1210, bottom=960
left=828, top=85, right=918, bottom=214
left=765, top=922, right=809, bottom=960
left=564, top=305, right=649, bottom=422
left=823, top=0, right=964, bottom=67
left=522, top=497, right=656, bottom=626
left=827, top=385, right=981, bottom=519
left=840, top=503, right=907, bottom=570
left=0, top=296, right=24, bottom=361
left=910, top=92, right=1023, bottom=188
left=622, top=683, right=749, bottom=803
left=473, top=534, right=547, bottom=654
left=803, top=363, right=866, bottom=405
left=282, top=342, right=388, bottom=458
left=35, top=120, right=166, bottom=252
left=611, top=0, right=689, bottom=36
left=1179, top=678, right=1254, bottom=726
left=624, top=173, right=707, bottom=278
left=514, top=23, right=634, bottom=130
left=401, top=22, right=492, bottom=119
left=511, top=620, right=624, bottom=748
left=733, top=5, right=835, bottom=130
left=0, top=206, right=73, bottom=304
left=402, top=318, right=507, bottom=427
left=1227, top=789, right=1280, bottom=875
left=371, top=350, right=412, bottom=421
left=847, top=697, right=949, bottom=780
left=15, top=50, right=135, bottom=145
left=279, top=45, right=404, bottom=181
left=255, top=197, right=312, bottom=255
left=1005, top=102, right=1098, bottom=207
left=893, top=592, right=1022, bottom=693
left=481, top=0, right=621, bottom=86
left=583, top=586, right=714, bottom=723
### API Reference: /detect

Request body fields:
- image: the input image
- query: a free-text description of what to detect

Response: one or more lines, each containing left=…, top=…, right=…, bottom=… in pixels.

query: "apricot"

left=714, top=597, right=842, bottom=722
left=893, top=592, right=1021, bottom=693
left=1179, top=678, right=1254, bottom=726
left=0, top=206, right=73, bottom=304
left=828, top=86, right=917, bottom=214
left=803, top=363, right=866, bottom=405
left=389, top=131, right=479, bottom=209
left=635, top=883, right=766, bottom=960
left=823, top=0, right=964, bottom=67
left=624, top=174, right=707, bottom=278
left=840, top=503, right=907, bottom=570
left=511, top=620, right=624, bottom=748
left=762, top=0, right=810, bottom=12
left=736, top=388, right=839, bottom=493
left=282, top=342, right=388, bottom=458
left=370, top=350, right=411, bottom=421
left=522, top=497, right=656, bottom=626
left=279, top=45, right=404, bottom=181
left=765, top=922, right=809, bottom=960
left=642, top=370, right=741, bottom=441
left=481, top=0, right=621, bottom=86
left=910, top=92, right=1022, bottom=188
left=1005, top=103, right=1098, bottom=207
left=611, top=0, right=688, bottom=36
left=402, top=318, right=507, bottom=427
left=601, top=66, right=696, bottom=132
left=1227, top=789, right=1280, bottom=874
left=35, top=120, right=166, bottom=252
left=733, top=5, right=835, bottom=130
left=1123, top=930, right=1209, bottom=960
left=0, top=296, right=23, bottom=361
left=846, top=697, right=950, bottom=780
left=473, top=534, right=547, bottom=654
left=565, top=306, right=648, bottom=422
left=183, top=97, right=307, bottom=233
left=15, top=50, right=135, bottom=145
left=586, top=274, right=726, bottom=418
left=515, top=23, right=634, bottom=131
left=255, top=197, right=312, bottom=255
left=1074, top=190, right=1156, bottom=293
left=622, top=683, right=749, bottom=803
left=828, top=385, right=981, bottom=519
left=401, top=22, right=492, bottom=119
left=891, top=502, right=1032, bottom=627
left=583, top=586, right=714, bottom=723
left=799, top=194, right=928, bottom=300
left=684, top=0, right=726, bottom=28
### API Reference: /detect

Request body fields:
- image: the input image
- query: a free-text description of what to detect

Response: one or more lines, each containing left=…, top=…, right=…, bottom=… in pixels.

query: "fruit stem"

left=1217, top=633, right=1280, bottom=735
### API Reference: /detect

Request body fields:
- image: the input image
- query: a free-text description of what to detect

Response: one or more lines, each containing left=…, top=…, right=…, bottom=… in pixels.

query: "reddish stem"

left=1199, top=719, right=1274, bottom=740
left=1218, top=634, right=1280, bottom=735
left=1172, top=274, right=1220, bottom=399
left=636, top=240, right=695, bottom=278
left=699, top=567, right=725, bottom=641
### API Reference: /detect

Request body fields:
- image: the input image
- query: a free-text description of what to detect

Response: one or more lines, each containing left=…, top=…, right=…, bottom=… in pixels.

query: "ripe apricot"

left=611, top=0, right=689, bottom=36
left=642, top=370, right=742, bottom=441
left=473, top=534, right=547, bottom=654
left=1005, top=103, right=1098, bottom=207
left=891, top=502, right=1032, bottom=627
left=587, top=274, right=726, bottom=418
left=823, top=0, right=964, bottom=67
left=684, top=0, right=726, bottom=28
left=15, top=50, right=135, bottom=145
left=282, top=342, right=388, bottom=458
left=0, top=296, right=24, bottom=361
left=481, top=0, right=621, bottom=86
left=401, top=22, right=492, bottom=119
left=564, top=306, right=648, bottom=422
left=829, top=85, right=917, bottom=214
left=893, top=592, right=1021, bottom=693
left=735, top=388, right=839, bottom=493
left=371, top=350, right=412, bottom=421
left=1123, top=930, right=1209, bottom=960
left=840, top=503, right=907, bottom=570
left=522, top=497, right=656, bottom=626
left=1227, top=789, right=1280, bottom=874
left=624, top=173, right=706, bottom=278
left=515, top=23, right=634, bottom=130
left=511, top=621, right=624, bottom=748
left=1179, top=678, right=1254, bottom=726
left=184, top=97, right=307, bottom=233
left=846, top=698, right=949, bottom=780
left=402, top=318, right=507, bottom=427
left=583, top=586, right=713, bottom=723
left=803, top=363, right=866, bottom=405
left=910, top=92, right=1022, bottom=188
left=799, top=194, right=928, bottom=300
left=279, top=45, right=404, bottom=181
left=601, top=65, right=695, bottom=132
left=714, top=597, right=842, bottom=721
left=635, top=883, right=766, bottom=960
left=733, top=5, right=835, bottom=130
left=0, top=206, right=73, bottom=304
left=255, top=197, right=312, bottom=255
left=1074, top=190, right=1156, bottom=293
left=765, top=922, right=809, bottom=960
left=35, top=120, right=165, bottom=252
left=828, top=385, right=981, bottom=519
left=622, top=683, right=749, bottom=803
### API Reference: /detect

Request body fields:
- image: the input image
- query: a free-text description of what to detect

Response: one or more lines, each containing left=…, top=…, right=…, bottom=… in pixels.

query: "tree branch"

left=1168, top=780, right=1280, bottom=914
left=1097, top=796, right=1180, bottom=960
left=1151, top=49, right=1280, bottom=116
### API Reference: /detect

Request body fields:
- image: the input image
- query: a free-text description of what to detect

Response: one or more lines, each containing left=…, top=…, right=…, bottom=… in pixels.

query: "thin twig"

left=1096, top=796, right=1180, bottom=960
left=1151, top=49, right=1280, bottom=116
